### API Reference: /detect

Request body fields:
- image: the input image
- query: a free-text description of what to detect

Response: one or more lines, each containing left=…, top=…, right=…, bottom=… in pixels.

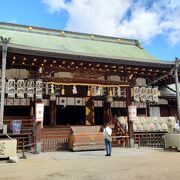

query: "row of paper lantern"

left=0, top=79, right=159, bottom=102
left=132, top=86, right=159, bottom=102
left=0, top=79, right=126, bottom=99
left=0, top=79, right=43, bottom=99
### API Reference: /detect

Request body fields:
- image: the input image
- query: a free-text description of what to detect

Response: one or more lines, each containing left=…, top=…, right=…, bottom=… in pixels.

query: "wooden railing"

left=21, top=142, right=36, bottom=159
left=134, top=131, right=166, bottom=148
left=41, top=138, right=69, bottom=152
left=112, top=117, right=129, bottom=147
left=41, top=126, right=71, bottom=152
left=3, top=117, right=34, bottom=132
left=0, top=117, right=34, bottom=150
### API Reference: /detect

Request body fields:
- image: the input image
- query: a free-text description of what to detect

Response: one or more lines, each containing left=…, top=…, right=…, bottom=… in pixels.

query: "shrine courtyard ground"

left=0, top=147, right=180, bottom=180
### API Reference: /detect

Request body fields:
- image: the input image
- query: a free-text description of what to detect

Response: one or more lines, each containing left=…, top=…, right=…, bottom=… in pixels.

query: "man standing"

left=103, top=122, right=112, bottom=156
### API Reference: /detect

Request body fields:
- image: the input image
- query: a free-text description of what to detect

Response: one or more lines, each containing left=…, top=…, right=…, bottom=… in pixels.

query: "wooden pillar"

left=0, top=37, right=10, bottom=125
left=29, top=98, right=36, bottom=149
left=126, top=87, right=134, bottom=147
left=34, top=99, right=42, bottom=153
left=30, top=99, right=35, bottom=118
left=102, top=76, right=112, bottom=125
left=103, top=100, right=111, bottom=125
left=85, top=97, right=94, bottom=125
left=49, top=95, right=56, bottom=126
left=35, top=121, right=41, bottom=153
left=146, top=102, right=150, bottom=117
left=175, top=58, right=180, bottom=121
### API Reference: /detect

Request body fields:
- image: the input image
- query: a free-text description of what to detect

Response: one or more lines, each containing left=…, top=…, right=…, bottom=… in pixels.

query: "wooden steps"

left=1, top=116, right=34, bottom=150
left=112, top=119, right=129, bottom=147
left=41, top=126, right=71, bottom=138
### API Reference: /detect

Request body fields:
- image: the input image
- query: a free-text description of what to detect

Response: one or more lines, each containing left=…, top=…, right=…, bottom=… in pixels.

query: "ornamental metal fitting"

left=0, top=36, right=11, bottom=43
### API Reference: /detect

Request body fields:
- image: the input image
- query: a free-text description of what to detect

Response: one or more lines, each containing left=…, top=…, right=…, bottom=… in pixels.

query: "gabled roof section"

left=160, top=83, right=180, bottom=98
left=0, top=22, right=164, bottom=63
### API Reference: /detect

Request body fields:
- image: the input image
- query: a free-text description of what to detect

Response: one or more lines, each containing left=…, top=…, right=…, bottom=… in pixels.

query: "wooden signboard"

left=128, top=105, right=137, bottom=121
left=35, top=103, right=44, bottom=122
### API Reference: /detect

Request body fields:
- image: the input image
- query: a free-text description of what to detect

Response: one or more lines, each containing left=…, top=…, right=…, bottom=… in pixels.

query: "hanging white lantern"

left=133, top=86, right=140, bottom=102
left=7, top=79, right=15, bottom=98
left=152, top=86, right=159, bottom=102
left=146, top=86, right=153, bottom=102
left=139, top=87, right=146, bottom=102
left=27, top=79, right=34, bottom=98
left=36, top=79, right=43, bottom=99
left=17, top=79, right=25, bottom=98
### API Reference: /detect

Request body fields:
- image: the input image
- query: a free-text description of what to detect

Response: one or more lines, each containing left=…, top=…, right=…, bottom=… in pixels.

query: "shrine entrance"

left=94, top=107, right=103, bottom=125
left=56, top=106, right=85, bottom=125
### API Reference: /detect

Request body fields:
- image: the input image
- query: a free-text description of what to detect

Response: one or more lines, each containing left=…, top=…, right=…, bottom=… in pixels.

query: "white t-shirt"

left=103, top=126, right=112, bottom=137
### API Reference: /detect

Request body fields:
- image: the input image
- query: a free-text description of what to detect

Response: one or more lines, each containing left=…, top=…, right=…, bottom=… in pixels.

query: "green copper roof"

left=0, top=22, right=159, bottom=63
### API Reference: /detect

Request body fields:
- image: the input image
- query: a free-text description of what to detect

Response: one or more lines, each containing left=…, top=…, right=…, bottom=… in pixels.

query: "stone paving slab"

left=42, top=147, right=151, bottom=161
left=1, top=147, right=180, bottom=180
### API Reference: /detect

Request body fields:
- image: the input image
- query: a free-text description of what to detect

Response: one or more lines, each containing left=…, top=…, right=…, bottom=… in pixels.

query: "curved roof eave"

left=6, top=43, right=174, bottom=69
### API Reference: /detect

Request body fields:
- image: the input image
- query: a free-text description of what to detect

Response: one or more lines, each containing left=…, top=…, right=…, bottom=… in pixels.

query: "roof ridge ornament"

left=91, top=35, right=95, bottom=39
left=135, top=40, right=143, bottom=49
left=0, top=36, right=11, bottom=43
left=117, top=38, right=122, bottom=43
left=28, top=26, right=33, bottom=30
left=60, top=31, right=65, bottom=36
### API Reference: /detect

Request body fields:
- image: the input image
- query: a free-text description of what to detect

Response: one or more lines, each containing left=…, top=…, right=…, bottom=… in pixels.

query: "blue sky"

left=0, top=0, right=179, bottom=61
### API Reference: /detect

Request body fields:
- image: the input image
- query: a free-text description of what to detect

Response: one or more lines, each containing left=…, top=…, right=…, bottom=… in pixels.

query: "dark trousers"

left=105, top=139, right=112, bottom=155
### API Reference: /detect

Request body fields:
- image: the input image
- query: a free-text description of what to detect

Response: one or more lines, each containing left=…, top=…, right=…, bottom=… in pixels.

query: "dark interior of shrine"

left=4, top=106, right=30, bottom=117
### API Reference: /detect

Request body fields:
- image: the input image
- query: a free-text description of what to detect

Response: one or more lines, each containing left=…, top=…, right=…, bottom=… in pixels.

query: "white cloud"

left=66, top=0, right=131, bottom=36
left=42, top=0, right=180, bottom=45
left=117, top=7, right=161, bottom=42
left=42, top=0, right=67, bottom=13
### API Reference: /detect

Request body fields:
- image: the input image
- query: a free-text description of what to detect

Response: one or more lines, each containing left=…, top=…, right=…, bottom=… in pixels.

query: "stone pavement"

left=0, top=147, right=180, bottom=180
left=45, top=147, right=147, bottom=161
